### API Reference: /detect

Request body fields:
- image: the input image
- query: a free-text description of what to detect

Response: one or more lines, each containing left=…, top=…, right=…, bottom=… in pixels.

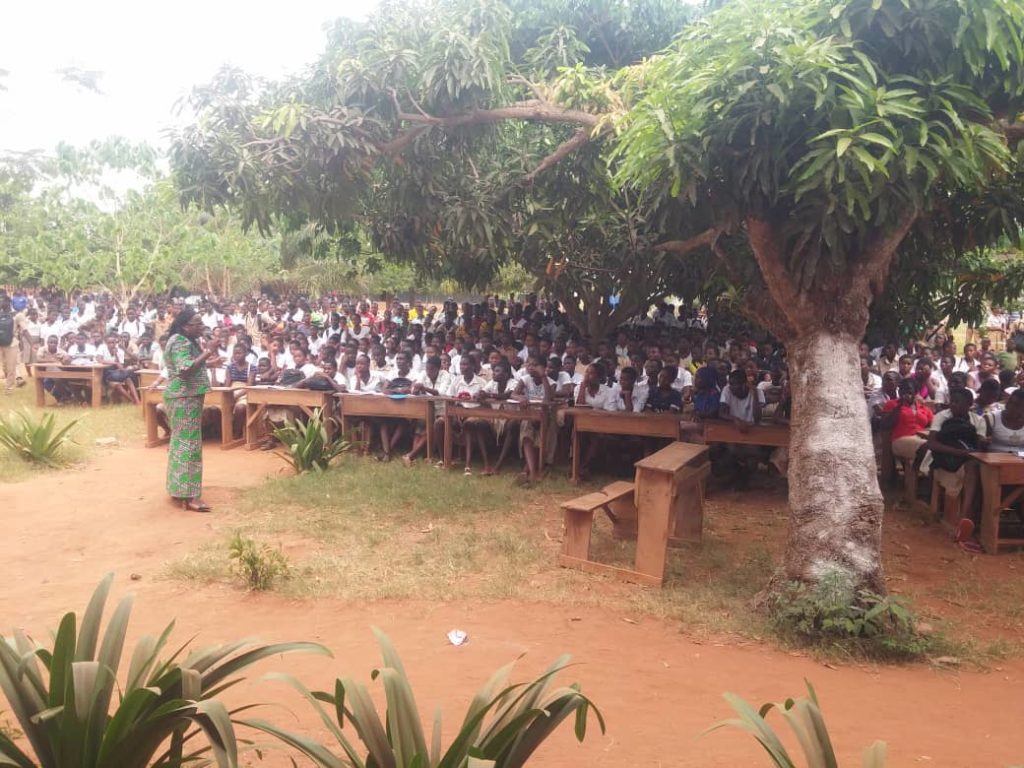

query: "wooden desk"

left=138, top=369, right=162, bottom=389
left=559, top=442, right=710, bottom=586
left=141, top=386, right=244, bottom=449
left=971, top=452, right=1024, bottom=554
left=244, top=387, right=336, bottom=449
left=442, top=400, right=554, bottom=470
left=566, top=408, right=686, bottom=484
left=29, top=363, right=111, bottom=408
left=337, top=393, right=438, bottom=460
left=702, top=420, right=790, bottom=447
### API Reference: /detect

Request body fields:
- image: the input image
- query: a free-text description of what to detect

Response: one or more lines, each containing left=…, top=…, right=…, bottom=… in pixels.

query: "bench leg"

left=562, top=508, right=594, bottom=560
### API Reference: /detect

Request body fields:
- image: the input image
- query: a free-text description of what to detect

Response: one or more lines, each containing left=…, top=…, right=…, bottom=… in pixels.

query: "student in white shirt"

left=573, top=362, right=619, bottom=479
left=403, top=355, right=453, bottom=466
left=611, top=366, right=648, bottom=413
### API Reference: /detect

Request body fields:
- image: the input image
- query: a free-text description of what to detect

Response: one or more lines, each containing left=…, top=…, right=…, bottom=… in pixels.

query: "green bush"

left=768, top=572, right=929, bottom=660
left=0, top=573, right=327, bottom=768
left=229, top=533, right=290, bottom=591
left=272, top=408, right=350, bottom=473
left=711, top=680, right=887, bottom=767
left=0, top=409, right=78, bottom=467
left=242, top=627, right=605, bottom=768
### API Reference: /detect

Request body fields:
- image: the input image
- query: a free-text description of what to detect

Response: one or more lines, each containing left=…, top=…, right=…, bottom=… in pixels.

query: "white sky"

left=1, top=0, right=374, bottom=154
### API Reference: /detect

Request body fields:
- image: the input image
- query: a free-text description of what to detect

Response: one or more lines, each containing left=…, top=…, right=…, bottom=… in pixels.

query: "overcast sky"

left=1, top=0, right=374, bottom=154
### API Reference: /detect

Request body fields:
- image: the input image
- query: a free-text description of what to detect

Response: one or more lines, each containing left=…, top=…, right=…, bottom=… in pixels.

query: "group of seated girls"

left=868, top=335, right=1024, bottom=552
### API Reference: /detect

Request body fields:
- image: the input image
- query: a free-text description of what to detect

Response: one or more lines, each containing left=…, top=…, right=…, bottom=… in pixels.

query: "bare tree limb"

left=653, top=228, right=718, bottom=255
left=523, top=128, right=592, bottom=183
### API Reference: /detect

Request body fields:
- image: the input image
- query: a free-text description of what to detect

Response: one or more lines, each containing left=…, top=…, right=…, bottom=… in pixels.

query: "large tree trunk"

left=780, top=328, right=887, bottom=595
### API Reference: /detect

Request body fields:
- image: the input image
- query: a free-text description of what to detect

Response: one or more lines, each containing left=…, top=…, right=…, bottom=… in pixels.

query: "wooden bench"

left=559, top=442, right=710, bottom=587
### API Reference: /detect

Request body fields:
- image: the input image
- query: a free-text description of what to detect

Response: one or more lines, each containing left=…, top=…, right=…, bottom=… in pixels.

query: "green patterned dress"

left=164, top=334, right=210, bottom=499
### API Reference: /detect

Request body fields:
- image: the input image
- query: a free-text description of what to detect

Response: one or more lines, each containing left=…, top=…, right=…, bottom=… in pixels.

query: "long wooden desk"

left=566, top=408, right=688, bottom=484
left=442, top=400, right=555, bottom=469
left=244, top=387, right=336, bottom=449
left=141, top=386, right=244, bottom=449
left=337, top=393, right=439, bottom=460
left=29, top=363, right=112, bottom=408
left=701, top=420, right=790, bottom=447
left=971, top=452, right=1024, bottom=554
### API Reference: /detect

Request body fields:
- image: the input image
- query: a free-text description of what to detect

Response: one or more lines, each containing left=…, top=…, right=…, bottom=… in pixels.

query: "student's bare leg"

left=522, top=438, right=539, bottom=482
left=477, top=429, right=492, bottom=474
left=405, top=431, right=427, bottom=462
left=494, top=429, right=515, bottom=473
left=125, top=379, right=140, bottom=405
left=379, top=422, right=391, bottom=458
left=464, top=425, right=475, bottom=472
left=388, top=422, right=406, bottom=453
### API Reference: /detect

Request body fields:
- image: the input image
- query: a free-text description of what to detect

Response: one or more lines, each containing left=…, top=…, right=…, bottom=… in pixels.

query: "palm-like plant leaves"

left=272, top=408, right=350, bottom=474
left=243, top=627, right=604, bottom=768
left=0, top=573, right=329, bottom=768
left=709, top=680, right=887, bottom=768
left=0, top=410, right=78, bottom=467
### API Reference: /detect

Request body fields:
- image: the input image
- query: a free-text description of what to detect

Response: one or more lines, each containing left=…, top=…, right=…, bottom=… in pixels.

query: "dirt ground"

left=2, top=439, right=1024, bottom=767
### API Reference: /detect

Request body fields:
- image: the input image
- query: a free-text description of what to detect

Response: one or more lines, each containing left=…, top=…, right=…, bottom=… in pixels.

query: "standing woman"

left=164, top=308, right=221, bottom=512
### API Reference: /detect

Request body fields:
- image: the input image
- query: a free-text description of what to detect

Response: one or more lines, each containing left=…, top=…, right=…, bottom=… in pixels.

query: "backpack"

left=0, top=313, right=13, bottom=347
left=931, top=417, right=979, bottom=472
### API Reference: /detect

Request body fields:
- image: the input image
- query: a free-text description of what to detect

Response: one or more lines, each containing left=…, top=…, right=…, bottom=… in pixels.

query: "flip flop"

left=954, top=518, right=975, bottom=543
left=463, top=467, right=473, bottom=476
left=958, top=539, right=984, bottom=554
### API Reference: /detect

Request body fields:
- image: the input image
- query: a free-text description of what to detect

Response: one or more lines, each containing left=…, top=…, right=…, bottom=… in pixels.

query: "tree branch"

left=523, top=128, right=592, bottom=183
left=849, top=208, right=919, bottom=302
left=653, top=228, right=718, bottom=255
left=395, top=100, right=604, bottom=130
left=745, top=217, right=811, bottom=335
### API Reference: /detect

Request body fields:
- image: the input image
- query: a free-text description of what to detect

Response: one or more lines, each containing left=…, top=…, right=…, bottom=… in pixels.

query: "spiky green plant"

left=0, top=573, right=328, bottom=768
left=242, top=627, right=604, bottom=768
left=710, top=680, right=887, bottom=767
left=228, top=533, right=289, bottom=591
left=272, top=408, right=350, bottom=474
left=0, top=409, right=78, bottom=466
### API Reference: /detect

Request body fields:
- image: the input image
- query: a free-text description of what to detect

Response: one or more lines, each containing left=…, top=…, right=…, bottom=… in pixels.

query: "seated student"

left=897, top=354, right=915, bottom=381
left=377, top=351, right=415, bottom=462
left=717, top=368, right=769, bottom=482
left=475, top=358, right=517, bottom=475
left=969, top=353, right=999, bottom=390
left=545, top=354, right=574, bottom=399
left=448, top=354, right=488, bottom=474
left=562, top=354, right=583, bottom=387
left=663, top=353, right=694, bottom=400
left=881, top=379, right=933, bottom=473
left=987, top=388, right=1024, bottom=454
left=512, top=353, right=555, bottom=485
left=645, top=367, right=684, bottom=413
left=998, top=368, right=1017, bottom=397
left=36, top=335, right=74, bottom=404
left=862, top=357, right=882, bottom=398
left=573, top=362, right=618, bottom=479
left=345, top=353, right=386, bottom=452
left=926, top=387, right=987, bottom=552
left=913, top=358, right=945, bottom=403
left=96, top=333, right=141, bottom=405
left=612, top=366, right=648, bottom=413
left=973, top=378, right=1003, bottom=417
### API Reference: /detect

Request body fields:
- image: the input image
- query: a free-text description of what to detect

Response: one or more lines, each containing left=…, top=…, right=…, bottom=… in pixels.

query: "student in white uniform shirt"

left=611, top=366, right=648, bottom=413
left=402, top=355, right=454, bottom=466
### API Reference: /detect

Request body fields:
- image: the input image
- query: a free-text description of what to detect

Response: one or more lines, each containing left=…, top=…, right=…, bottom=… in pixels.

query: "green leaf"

left=836, top=137, right=853, bottom=157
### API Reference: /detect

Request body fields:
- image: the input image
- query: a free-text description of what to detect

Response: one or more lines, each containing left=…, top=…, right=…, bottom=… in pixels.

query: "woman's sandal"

left=463, top=467, right=473, bottom=476
left=183, top=499, right=212, bottom=513
left=958, top=539, right=984, bottom=554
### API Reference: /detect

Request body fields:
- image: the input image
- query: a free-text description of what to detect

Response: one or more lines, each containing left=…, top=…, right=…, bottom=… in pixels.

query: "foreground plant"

left=0, top=409, right=78, bottom=467
left=273, top=409, right=350, bottom=474
left=0, top=573, right=327, bottom=768
left=229, top=533, right=290, bottom=591
left=243, top=628, right=604, bottom=768
left=711, top=681, right=886, bottom=767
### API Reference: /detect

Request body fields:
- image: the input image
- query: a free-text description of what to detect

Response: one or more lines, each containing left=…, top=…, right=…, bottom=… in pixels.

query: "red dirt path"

left=2, top=443, right=1022, bottom=767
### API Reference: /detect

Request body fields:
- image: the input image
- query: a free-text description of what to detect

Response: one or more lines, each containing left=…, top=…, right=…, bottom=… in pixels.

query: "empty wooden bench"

left=559, top=442, right=710, bottom=587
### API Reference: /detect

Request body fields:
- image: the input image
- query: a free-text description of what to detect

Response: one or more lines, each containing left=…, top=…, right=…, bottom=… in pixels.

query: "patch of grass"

left=0, top=387, right=142, bottom=482
left=228, top=533, right=290, bottom=590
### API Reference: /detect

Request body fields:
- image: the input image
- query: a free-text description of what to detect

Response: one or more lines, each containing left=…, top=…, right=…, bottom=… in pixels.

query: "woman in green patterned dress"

left=164, top=308, right=222, bottom=512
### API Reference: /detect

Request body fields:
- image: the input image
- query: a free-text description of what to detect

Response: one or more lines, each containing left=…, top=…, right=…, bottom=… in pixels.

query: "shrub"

left=229, top=533, right=290, bottom=591
left=768, top=572, right=929, bottom=660
left=711, top=680, right=887, bottom=767
left=272, top=408, right=350, bottom=473
left=0, top=409, right=78, bottom=467
left=0, top=573, right=327, bottom=768
left=242, top=627, right=605, bottom=768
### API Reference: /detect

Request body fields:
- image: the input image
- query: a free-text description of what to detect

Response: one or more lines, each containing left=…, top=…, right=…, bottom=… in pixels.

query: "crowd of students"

left=3, top=287, right=1024, bottom=517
